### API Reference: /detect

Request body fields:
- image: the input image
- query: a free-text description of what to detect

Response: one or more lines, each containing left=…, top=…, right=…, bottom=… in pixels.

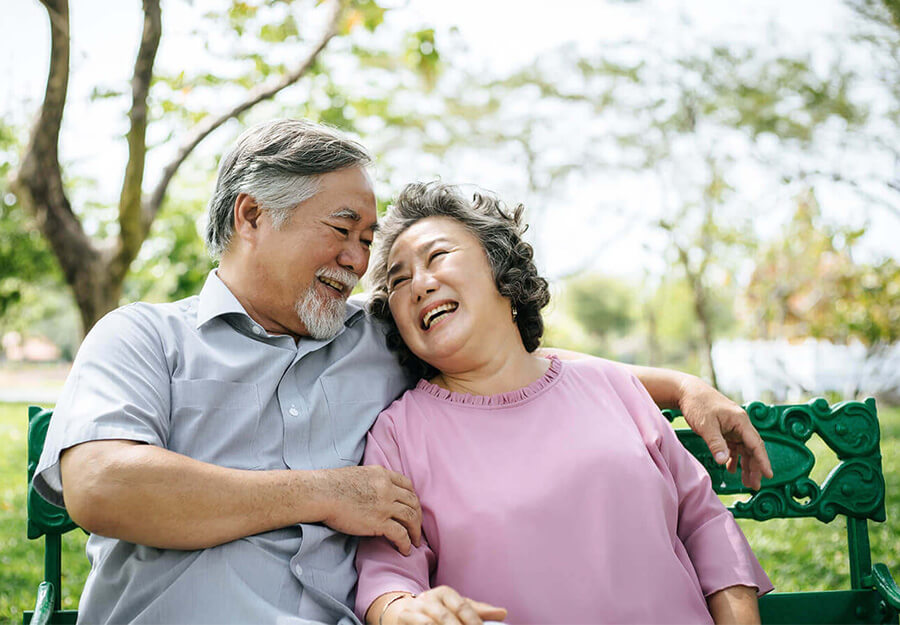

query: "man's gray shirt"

left=34, top=271, right=413, bottom=624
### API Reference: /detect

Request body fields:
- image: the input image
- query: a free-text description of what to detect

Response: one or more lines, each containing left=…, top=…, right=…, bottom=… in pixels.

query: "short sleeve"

left=34, top=305, right=172, bottom=508
left=355, top=411, right=435, bottom=619
left=607, top=363, right=773, bottom=597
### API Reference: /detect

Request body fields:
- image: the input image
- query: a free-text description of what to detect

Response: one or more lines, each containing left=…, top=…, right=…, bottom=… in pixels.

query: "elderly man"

left=34, top=119, right=771, bottom=624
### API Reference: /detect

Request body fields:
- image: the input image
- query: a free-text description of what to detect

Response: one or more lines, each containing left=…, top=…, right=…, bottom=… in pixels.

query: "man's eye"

left=332, top=226, right=349, bottom=236
left=361, top=239, right=373, bottom=249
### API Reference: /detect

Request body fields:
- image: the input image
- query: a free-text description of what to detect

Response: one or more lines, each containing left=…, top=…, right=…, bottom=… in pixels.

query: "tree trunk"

left=688, top=274, right=720, bottom=390
left=14, top=0, right=345, bottom=338
left=71, top=254, right=123, bottom=335
left=645, top=304, right=661, bottom=367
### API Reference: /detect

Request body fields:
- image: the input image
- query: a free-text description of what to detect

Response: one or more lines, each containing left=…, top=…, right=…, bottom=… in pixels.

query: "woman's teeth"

left=423, top=303, right=458, bottom=329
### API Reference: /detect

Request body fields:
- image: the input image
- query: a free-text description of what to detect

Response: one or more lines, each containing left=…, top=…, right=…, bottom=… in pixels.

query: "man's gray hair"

left=205, top=119, right=372, bottom=257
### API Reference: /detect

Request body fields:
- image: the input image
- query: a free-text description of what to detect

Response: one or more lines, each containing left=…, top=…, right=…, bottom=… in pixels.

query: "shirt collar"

left=196, top=270, right=366, bottom=331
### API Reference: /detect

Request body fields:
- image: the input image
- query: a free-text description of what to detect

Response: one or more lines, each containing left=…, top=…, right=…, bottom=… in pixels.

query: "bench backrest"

left=667, top=397, right=898, bottom=624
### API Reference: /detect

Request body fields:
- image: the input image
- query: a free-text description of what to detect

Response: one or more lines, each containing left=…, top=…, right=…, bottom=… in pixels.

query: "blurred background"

left=1, top=0, right=898, bottom=620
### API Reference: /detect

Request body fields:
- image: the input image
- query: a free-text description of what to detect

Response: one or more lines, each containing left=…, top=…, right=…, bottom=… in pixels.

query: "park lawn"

left=0, top=402, right=898, bottom=622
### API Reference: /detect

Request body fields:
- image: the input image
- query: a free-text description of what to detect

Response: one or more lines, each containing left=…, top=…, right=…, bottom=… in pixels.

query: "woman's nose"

left=411, top=271, right=438, bottom=302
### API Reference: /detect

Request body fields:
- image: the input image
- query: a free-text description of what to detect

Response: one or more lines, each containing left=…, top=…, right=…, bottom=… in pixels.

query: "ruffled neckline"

left=414, top=356, right=563, bottom=408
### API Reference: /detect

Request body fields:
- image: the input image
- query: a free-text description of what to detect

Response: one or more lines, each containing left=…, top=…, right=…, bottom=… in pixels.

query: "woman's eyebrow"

left=387, top=236, right=453, bottom=278
left=387, top=260, right=406, bottom=279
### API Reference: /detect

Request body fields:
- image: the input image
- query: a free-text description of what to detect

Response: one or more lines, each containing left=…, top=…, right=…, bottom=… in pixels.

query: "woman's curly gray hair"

left=368, top=181, right=550, bottom=380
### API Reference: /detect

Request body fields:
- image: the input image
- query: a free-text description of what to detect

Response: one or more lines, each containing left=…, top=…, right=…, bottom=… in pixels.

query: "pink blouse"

left=355, top=357, right=772, bottom=624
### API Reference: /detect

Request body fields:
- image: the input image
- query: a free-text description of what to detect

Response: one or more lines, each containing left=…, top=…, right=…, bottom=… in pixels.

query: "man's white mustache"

left=316, top=267, right=359, bottom=293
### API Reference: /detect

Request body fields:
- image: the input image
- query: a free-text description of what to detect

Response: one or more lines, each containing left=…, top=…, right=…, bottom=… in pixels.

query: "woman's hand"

left=707, top=584, right=761, bottom=624
left=373, top=587, right=507, bottom=625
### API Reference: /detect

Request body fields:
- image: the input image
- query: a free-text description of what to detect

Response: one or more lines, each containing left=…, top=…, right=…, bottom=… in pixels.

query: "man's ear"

left=232, top=193, right=263, bottom=245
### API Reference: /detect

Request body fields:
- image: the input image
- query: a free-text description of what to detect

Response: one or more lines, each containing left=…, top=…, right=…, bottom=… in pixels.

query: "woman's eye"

left=390, top=277, right=408, bottom=290
left=429, top=250, right=447, bottom=262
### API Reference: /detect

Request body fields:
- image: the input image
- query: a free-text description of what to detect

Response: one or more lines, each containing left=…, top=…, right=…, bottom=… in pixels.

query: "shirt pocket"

left=169, top=379, right=262, bottom=469
left=320, top=376, right=391, bottom=463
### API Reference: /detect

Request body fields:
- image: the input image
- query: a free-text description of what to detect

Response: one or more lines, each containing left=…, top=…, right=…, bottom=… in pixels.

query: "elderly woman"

left=354, top=182, right=773, bottom=625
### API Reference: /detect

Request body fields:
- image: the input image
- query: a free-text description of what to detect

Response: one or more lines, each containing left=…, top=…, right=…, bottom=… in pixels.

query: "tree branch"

left=142, top=0, right=345, bottom=228
left=11, top=0, right=95, bottom=283
left=114, top=0, right=162, bottom=280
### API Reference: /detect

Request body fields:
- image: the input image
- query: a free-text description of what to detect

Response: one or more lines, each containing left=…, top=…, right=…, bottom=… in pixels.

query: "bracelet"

left=378, top=593, right=414, bottom=625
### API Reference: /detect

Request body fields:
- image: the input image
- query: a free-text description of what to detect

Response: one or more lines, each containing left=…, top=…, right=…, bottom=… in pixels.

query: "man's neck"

left=216, top=262, right=305, bottom=341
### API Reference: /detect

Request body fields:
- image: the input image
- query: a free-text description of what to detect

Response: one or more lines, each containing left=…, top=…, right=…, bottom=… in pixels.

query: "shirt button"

left=293, top=563, right=303, bottom=576
left=289, top=407, right=299, bottom=417
left=251, top=325, right=263, bottom=335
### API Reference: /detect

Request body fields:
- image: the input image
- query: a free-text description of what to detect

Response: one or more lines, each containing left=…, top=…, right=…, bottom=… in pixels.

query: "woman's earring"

left=512, top=306, right=518, bottom=322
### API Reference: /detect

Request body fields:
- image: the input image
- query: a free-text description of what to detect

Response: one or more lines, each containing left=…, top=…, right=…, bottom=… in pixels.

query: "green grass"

left=0, top=402, right=897, bottom=622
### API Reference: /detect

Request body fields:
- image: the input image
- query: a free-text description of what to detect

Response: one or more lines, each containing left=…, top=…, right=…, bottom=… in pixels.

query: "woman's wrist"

left=369, top=592, right=415, bottom=625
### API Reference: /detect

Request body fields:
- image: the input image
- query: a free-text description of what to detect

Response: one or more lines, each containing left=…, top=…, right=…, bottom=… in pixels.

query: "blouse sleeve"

left=354, top=411, right=436, bottom=620
left=614, top=366, right=774, bottom=598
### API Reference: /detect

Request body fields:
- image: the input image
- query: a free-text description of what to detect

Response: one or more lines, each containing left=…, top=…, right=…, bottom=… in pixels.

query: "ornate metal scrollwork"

left=675, top=398, right=887, bottom=524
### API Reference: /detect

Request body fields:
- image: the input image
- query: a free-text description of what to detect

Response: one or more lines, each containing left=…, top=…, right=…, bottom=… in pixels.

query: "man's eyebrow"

left=329, top=207, right=377, bottom=231
left=329, top=208, right=361, bottom=221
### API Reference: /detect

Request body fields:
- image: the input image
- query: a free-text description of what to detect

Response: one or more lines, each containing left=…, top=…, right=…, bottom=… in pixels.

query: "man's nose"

left=338, top=242, right=369, bottom=276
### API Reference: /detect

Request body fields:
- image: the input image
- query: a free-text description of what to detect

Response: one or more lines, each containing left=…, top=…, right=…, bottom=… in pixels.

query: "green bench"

left=23, top=399, right=900, bottom=624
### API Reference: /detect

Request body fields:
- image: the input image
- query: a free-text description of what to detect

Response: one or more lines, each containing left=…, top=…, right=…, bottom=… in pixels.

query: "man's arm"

left=60, top=439, right=422, bottom=552
left=540, top=348, right=773, bottom=489
left=626, top=363, right=772, bottom=489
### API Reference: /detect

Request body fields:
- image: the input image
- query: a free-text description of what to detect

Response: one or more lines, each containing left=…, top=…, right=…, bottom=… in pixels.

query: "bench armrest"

left=30, top=581, right=55, bottom=625
left=872, top=563, right=900, bottom=610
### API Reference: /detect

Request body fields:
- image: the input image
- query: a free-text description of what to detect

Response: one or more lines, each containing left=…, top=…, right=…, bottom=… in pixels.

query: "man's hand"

left=317, top=465, right=423, bottom=555
left=678, top=377, right=773, bottom=490
left=373, top=588, right=507, bottom=625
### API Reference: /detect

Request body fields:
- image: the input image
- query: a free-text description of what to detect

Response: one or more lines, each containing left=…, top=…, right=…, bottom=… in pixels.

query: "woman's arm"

left=707, top=585, right=761, bottom=625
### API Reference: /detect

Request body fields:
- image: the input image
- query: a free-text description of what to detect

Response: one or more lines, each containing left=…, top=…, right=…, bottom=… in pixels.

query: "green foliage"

left=746, top=192, right=900, bottom=347
left=563, top=274, right=638, bottom=354
left=0, top=119, right=75, bottom=351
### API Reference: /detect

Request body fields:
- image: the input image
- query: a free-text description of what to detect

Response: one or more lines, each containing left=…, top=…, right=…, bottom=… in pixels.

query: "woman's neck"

left=430, top=349, right=551, bottom=397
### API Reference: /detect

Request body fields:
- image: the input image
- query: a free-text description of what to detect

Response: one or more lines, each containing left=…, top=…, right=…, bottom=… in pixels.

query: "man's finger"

left=726, top=454, right=739, bottom=474
left=700, top=428, right=731, bottom=467
left=739, top=427, right=774, bottom=479
left=392, top=501, right=423, bottom=548
left=741, top=466, right=762, bottom=491
left=383, top=519, right=412, bottom=556
left=393, top=485, right=423, bottom=519
left=390, top=470, right=416, bottom=493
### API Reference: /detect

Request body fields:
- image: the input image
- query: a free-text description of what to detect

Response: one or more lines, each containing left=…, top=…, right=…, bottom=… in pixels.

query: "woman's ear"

left=232, top=193, right=262, bottom=245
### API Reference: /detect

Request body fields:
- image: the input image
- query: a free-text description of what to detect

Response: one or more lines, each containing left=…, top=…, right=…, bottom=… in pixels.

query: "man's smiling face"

left=252, top=166, right=377, bottom=339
